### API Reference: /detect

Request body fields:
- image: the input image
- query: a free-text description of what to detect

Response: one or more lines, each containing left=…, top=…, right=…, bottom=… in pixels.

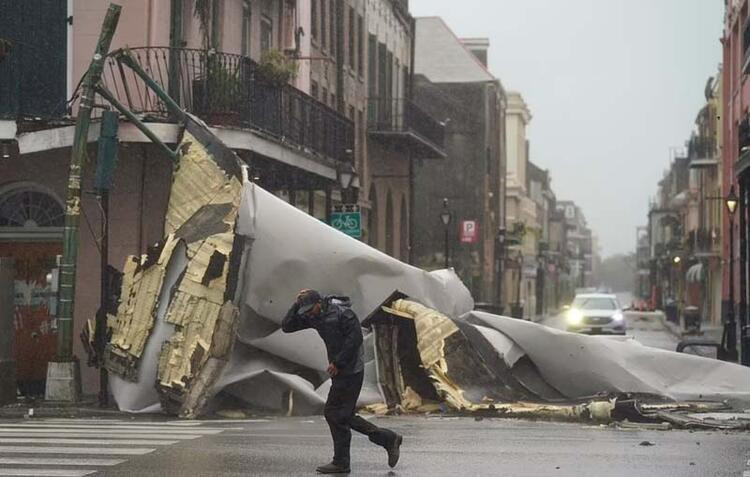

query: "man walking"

left=282, top=289, right=403, bottom=474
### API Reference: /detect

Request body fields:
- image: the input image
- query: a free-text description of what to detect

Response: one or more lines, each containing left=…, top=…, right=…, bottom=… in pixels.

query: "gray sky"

left=410, top=0, right=724, bottom=257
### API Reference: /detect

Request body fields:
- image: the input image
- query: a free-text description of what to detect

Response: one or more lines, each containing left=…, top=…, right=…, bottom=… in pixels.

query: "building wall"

left=722, top=0, right=748, bottom=309
left=0, top=144, right=173, bottom=392
left=412, top=80, right=503, bottom=302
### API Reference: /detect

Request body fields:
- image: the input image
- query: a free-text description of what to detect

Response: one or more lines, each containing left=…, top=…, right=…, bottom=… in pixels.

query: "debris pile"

left=91, top=114, right=750, bottom=430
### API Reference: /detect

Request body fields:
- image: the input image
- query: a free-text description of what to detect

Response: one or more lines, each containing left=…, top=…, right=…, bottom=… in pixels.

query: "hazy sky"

left=410, top=0, right=724, bottom=257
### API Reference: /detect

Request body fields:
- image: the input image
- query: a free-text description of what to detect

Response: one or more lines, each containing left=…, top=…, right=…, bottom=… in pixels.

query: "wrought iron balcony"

left=101, top=47, right=354, bottom=166
left=367, top=97, right=446, bottom=159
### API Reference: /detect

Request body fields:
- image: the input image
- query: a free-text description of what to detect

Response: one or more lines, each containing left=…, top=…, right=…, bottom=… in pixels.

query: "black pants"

left=324, top=372, right=395, bottom=467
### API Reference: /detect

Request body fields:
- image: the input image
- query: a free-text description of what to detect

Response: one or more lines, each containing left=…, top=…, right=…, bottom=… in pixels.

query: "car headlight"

left=612, top=312, right=624, bottom=321
left=567, top=309, right=583, bottom=325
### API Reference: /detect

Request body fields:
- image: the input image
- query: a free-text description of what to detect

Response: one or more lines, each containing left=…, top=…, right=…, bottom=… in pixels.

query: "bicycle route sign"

left=331, top=204, right=361, bottom=238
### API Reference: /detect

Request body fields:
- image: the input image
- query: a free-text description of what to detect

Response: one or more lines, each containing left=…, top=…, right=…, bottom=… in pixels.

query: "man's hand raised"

left=326, top=363, right=339, bottom=377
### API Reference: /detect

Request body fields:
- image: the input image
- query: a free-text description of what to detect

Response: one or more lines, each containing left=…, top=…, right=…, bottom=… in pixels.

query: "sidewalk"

left=0, top=396, right=128, bottom=419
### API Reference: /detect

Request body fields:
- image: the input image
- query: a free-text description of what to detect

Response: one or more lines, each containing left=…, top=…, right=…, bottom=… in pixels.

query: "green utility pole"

left=47, top=4, right=121, bottom=402
left=93, top=110, right=120, bottom=407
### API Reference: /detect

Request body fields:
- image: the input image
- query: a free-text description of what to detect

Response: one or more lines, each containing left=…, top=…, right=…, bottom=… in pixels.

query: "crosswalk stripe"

left=0, top=427, right=218, bottom=435
left=0, top=432, right=200, bottom=440
left=0, top=446, right=155, bottom=455
left=0, top=424, right=227, bottom=432
left=0, top=458, right=125, bottom=466
left=0, top=438, right=178, bottom=446
left=0, top=420, right=225, bottom=475
left=0, top=470, right=96, bottom=477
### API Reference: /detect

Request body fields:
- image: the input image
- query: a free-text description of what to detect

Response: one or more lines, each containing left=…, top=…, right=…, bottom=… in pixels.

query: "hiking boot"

left=316, top=462, right=351, bottom=474
left=386, top=434, right=403, bottom=468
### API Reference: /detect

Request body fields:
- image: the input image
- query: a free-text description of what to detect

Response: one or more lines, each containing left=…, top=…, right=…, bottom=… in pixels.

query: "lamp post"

left=496, top=227, right=506, bottom=313
left=440, top=198, right=452, bottom=268
left=724, top=186, right=739, bottom=362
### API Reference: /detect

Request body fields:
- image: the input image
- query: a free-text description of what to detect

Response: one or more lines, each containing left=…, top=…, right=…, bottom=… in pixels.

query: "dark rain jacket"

left=281, top=297, right=365, bottom=376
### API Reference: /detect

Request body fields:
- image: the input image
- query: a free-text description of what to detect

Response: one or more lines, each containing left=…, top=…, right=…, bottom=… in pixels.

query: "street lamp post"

left=440, top=198, right=452, bottom=269
left=724, top=186, right=739, bottom=362
left=497, top=227, right=506, bottom=313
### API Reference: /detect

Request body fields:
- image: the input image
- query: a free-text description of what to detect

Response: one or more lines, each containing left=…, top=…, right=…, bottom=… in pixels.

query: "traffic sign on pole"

left=331, top=204, right=362, bottom=238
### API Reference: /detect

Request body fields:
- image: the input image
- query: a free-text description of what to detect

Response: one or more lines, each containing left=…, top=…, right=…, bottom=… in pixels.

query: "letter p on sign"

left=460, top=220, right=479, bottom=244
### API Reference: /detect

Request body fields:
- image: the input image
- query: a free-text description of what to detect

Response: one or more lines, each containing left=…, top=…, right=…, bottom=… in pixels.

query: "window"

left=329, top=0, right=336, bottom=57
left=348, top=7, right=356, bottom=69
left=322, top=87, right=329, bottom=107
left=311, top=0, right=318, bottom=41
left=321, top=0, right=327, bottom=49
left=349, top=105, right=355, bottom=121
left=261, top=14, right=273, bottom=53
left=330, top=93, right=336, bottom=108
left=368, top=34, right=377, bottom=96
left=241, top=0, right=252, bottom=56
left=0, top=186, right=64, bottom=227
left=311, top=81, right=319, bottom=100
left=357, top=15, right=364, bottom=76
left=210, top=0, right=222, bottom=49
left=571, top=297, right=618, bottom=311
left=169, top=0, right=186, bottom=48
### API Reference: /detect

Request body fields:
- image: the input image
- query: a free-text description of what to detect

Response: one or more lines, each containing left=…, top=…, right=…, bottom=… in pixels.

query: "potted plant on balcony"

left=193, top=55, right=246, bottom=125
left=256, top=49, right=298, bottom=86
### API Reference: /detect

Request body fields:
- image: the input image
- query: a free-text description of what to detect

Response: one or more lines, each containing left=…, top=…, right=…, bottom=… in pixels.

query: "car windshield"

left=572, top=297, right=618, bottom=310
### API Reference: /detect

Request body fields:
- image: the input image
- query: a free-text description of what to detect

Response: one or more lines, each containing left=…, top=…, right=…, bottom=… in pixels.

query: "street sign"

left=460, top=220, right=479, bottom=244
left=331, top=204, right=362, bottom=238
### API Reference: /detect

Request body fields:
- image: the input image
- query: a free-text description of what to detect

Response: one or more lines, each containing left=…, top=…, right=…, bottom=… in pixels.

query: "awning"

left=686, top=263, right=705, bottom=283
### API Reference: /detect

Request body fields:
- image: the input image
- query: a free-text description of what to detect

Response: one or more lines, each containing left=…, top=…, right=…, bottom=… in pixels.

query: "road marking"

left=0, top=424, right=231, bottom=434
left=0, top=446, right=155, bottom=455
left=0, top=427, right=217, bottom=435
left=0, top=419, right=226, bottom=475
left=0, top=458, right=125, bottom=466
left=0, top=470, right=96, bottom=477
left=0, top=438, right=178, bottom=446
left=0, top=432, right=200, bottom=440
left=743, top=471, right=750, bottom=477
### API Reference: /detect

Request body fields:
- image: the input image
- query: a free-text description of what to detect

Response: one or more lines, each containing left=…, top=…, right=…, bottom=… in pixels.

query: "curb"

left=0, top=399, right=134, bottom=420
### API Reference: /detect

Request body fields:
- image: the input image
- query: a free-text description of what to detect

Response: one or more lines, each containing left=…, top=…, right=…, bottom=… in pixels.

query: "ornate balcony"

left=367, top=97, right=446, bottom=159
left=101, top=47, right=354, bottom=166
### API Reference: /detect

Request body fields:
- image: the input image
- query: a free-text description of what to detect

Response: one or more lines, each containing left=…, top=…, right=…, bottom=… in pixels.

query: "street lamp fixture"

left=673, top=256, right=681, bottom=265
left=440, top=198, right=452, bottom=268
left=440, top=199, right=452, bottom=226
left=337, top=163, right=357, bottom=191
left=726, top=186, right=739, bottom=215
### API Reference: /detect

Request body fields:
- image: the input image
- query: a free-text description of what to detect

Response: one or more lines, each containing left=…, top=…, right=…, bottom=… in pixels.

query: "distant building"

left=411, top=17, right=507, bottom=305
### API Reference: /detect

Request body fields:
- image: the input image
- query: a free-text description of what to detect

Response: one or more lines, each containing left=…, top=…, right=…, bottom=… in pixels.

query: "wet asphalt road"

left=2, top=310, right=745, bottom=476
left=84, top=416, right=748, bottom=477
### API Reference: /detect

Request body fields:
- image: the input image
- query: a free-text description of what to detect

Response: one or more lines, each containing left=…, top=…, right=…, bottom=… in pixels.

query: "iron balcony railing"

left=101, top=47, right=354, bottom=165
left=367, top=97, right=445, bottom=151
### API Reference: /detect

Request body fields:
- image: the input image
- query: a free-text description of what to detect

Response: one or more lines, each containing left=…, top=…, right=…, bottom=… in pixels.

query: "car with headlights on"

left=565, top=293, right=626, bottom=335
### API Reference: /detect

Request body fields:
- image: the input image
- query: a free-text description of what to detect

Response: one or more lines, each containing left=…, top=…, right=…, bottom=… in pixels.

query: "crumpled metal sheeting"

left=462, top=311, right=750, bottom=408
left=105, top=235, right=181, bottom=379
left=234, top=183, right=475, bottom=325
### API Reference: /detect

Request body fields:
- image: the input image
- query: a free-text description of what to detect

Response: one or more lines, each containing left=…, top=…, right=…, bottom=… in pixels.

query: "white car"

left=565, top=293, right=626, bottom=335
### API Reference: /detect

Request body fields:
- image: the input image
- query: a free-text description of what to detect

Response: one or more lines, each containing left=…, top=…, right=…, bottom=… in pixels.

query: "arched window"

left=0, top=184, right=65, bottom=228
left=368, top=187, right=378, bottom=248
left=385, top=191, right=394, bottom=256
left=399, top=195, right=408, bottom=261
